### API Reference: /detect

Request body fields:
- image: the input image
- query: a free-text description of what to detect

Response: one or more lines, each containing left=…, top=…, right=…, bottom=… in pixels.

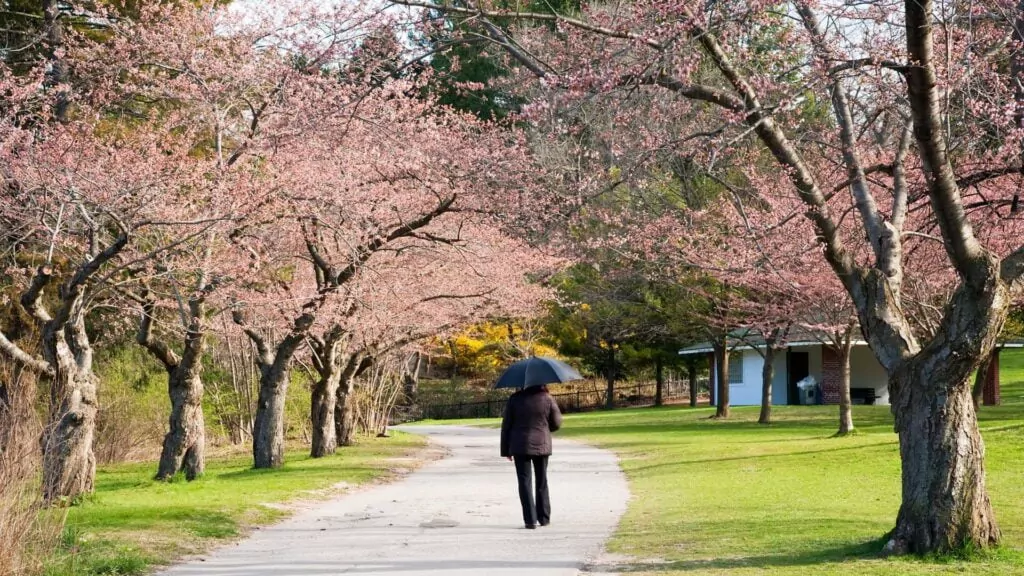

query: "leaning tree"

left=0, top=116, right=217, bottom=501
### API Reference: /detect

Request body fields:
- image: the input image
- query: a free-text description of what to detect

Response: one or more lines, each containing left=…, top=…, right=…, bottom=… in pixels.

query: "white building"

left=679, top=336, right=889, bottom=406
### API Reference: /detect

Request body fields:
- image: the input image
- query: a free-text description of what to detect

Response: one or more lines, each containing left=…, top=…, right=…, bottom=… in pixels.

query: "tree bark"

left=311, top=368, right=341, bottom=457
left=836, top=331, right=855, bottom=436
left=40, top=315, right=97, bottom=503
left=604, top=346, right=616, bottom=410
left=16, top=239, right=127, bottom=502
left=712, top=339, right=730, bottom=419
left=402, top=351, right=421, bottom=401
left=335, top=378, right=357, bottom=447
left=310, top=331, right=354, bottom=458
left=885, top=368, right=998, bottom=554
left=687, top=360, right=698, bottom=407
left=252, top=362, right=290, bottom=469
left=758, top=345, right=775, bottom=425
left=139, top=291, right=208, bottom=481
left=879, top=273, right=1009, bottom=554
left=332, top=352, right=369, bottom=448
left=157, top=366, right=205, bottom=480
left=42, top=0, right=68, bottom=121
left=235, top=309, right=315, bottom=470
left=654, top=356, right=664, bottom=407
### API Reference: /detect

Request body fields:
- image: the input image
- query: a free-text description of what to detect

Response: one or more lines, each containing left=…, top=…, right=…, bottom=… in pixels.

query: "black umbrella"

left=493, top=356, right=583, bottom=389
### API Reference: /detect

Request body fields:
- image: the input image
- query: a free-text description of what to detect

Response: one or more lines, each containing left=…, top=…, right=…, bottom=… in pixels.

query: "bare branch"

left=0, top=331, right=53, bottom=376
left=333, top=194, right=457, bottom=286
left=20, top=266, right=54, bottom=324
left=136, top=294, right=180, bottom=370
left=828, top=58, right=909, bottom=75
left=624, top=73, right=744, bottom=111
left=388, top=0, right=666, bottom=49
left=955, top=166, right=1024, bottom=189
left=797, top=2, right=890, bottom=271
left=684, top=10, right=857, bottom=285
left=905, top=0, right=988, bottom=282
left=231, top=307, right=273, bottom=368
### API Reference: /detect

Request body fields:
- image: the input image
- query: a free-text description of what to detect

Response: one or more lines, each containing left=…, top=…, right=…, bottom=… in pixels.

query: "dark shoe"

left=525, top=524, right=537, bottom=530
left=539, top=521, right=550, bottom=527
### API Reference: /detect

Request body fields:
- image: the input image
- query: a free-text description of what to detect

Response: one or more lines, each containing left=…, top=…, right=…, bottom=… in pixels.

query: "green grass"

left=436, top=349, right=1024, bottom=575
left=44, top=433, right=426, bottom=576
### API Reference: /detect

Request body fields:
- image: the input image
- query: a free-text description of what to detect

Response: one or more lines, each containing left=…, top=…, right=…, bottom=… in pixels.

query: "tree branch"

left=684, top=11, right=857, bottom=286
left=333, top=194, right=457, bottom=286
left=624, top=73, right=744, bottom=111
left=231, top=307, right=273, bottom=369
left=68, top=231, right=129, bottom=298
left=905, top=0, right=988, bottom=283
left=955, top=166, right=1024, bottom=189
left=20, top=266, right=54, bottom=324
left=0, top=331, right=53, bottom=376
left=797, top=3, right=888, bottom=268
left=136, top=294, right=180, bottom=371
left=828, top=57, right=909, bottom=75
left=388, top=0, right=666, bottom=49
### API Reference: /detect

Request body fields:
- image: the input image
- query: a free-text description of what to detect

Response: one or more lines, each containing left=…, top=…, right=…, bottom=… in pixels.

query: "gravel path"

left=159, top=426, right=629, bottom=576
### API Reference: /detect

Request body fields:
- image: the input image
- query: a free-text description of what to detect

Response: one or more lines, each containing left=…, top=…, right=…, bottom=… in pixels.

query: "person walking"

left=500, top=384, right=563, bottom=529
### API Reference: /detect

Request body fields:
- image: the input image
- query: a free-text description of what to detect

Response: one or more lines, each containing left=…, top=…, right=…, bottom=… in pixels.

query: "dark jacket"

left=500, top=387, right=563, bottom=457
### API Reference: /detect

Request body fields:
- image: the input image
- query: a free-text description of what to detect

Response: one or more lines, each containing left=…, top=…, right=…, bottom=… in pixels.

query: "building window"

left=728, top=353, right=744, bottom=384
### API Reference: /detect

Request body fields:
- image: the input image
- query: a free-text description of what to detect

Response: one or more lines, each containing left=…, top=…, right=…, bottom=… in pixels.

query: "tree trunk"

left=758, top=346, right=775, bottom=424
left=602, top=344, right=616, bottom=410
left=40, top=324, right=97, bottom=503
left=654, top=356, right=664, bottom=407
left=687, top=361, right=698, bottom=407
left=156, top=367, right=206, bottom=480
left=712, top=340, right=730, bottom=418
left=877, top=274, right=1008, bottom=555
left=885, top=367, right=998, bottom=554
left=252, top=364, right=290, bottom=469
left=42, top=0, right=69, bottom=121
left=836, top=337, right=855, bottom=436
left=310, top=369, right=341, bottom=457
left=335, top=378, right=357, bottom=447
left=403, top=351, right=421, bottom=401
left=140, top=294, right=208, bottom=481
left=447, top=340, right=458, bottom=379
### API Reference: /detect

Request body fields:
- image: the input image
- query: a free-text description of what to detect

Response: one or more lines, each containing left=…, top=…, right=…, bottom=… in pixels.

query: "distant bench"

left=850, top=387, right=878, bottom=405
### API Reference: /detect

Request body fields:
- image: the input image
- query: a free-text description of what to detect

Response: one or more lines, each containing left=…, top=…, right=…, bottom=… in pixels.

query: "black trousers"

left=513, top=455, right=550, bottom=526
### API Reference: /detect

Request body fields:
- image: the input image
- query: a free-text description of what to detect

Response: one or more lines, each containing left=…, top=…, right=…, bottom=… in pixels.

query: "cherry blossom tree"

left=392, top=0, right=1024, bottom=553
left=0, top=110, right=219, bottom=500
left=306, top=228, right=551, bottom=455
left=64, top=6, right=298, bottom=481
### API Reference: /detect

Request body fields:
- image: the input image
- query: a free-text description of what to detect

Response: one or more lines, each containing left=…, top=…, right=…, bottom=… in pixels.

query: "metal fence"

left=420, top=378, right=707, bottom=420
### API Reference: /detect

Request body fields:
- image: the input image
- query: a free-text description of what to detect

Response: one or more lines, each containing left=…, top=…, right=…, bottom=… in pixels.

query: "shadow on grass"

left=75, top=505, right=238, bottom=537
left=215, top=463, right=378, bottom=481
left=586, top=538, right=888, bottom=573
left=622, top=441, right=898, bottom=472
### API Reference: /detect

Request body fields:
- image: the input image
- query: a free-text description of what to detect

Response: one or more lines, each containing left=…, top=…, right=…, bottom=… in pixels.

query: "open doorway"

left=787, top=351, right=809, bottom=406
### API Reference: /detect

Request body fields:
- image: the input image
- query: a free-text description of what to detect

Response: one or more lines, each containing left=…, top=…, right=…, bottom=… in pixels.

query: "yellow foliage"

left=435, top=321, right=559, bottom=379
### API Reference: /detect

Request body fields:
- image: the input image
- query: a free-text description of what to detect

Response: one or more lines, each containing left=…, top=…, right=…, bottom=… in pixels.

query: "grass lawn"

left=44, top=433, right=426, bottom=576
left=431, top=348, right=1024, bottom=575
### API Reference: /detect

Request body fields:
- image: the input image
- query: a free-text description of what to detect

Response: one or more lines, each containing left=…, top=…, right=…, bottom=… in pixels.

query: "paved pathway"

left=159, top=426, right=629, bottom=576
